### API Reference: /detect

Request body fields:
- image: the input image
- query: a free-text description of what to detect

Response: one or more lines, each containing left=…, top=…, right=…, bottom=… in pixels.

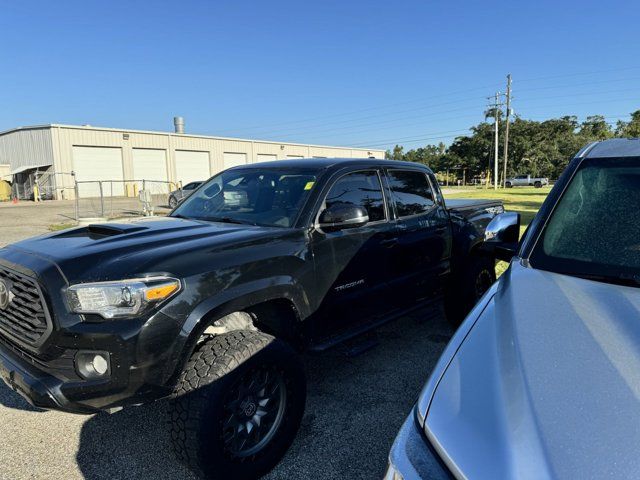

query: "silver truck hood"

left=426, top=261, right=640, bottom=479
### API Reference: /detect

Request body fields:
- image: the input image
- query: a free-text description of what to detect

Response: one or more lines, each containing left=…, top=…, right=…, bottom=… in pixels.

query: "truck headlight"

left=66, top=276, right=181, bottom=319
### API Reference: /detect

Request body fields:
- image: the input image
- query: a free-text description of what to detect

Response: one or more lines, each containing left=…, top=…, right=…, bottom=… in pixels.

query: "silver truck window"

left=531, top=156, right=640, bottom=276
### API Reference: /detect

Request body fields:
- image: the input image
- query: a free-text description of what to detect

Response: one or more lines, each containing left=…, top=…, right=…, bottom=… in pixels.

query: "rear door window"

left=387, top=170, right=435, bottom=217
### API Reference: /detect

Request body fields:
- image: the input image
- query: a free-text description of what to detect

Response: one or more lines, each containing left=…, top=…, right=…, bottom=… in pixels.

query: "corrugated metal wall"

left=1, top=125, right=385, bottom=198
left=0, top=128, right=54, bottom=171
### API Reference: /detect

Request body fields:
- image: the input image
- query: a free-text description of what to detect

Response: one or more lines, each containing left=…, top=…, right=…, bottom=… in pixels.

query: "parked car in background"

left=505, top=174, right=548, bottom=188
left=385, top=138, right=640, bottom=480
left=168, top=181, right=203, bottom=208
left=0, top=158, right=504, bottom=480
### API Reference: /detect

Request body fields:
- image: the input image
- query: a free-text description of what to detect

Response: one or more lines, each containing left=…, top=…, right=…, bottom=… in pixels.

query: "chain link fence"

left=75, top=180, right=179, bottom=220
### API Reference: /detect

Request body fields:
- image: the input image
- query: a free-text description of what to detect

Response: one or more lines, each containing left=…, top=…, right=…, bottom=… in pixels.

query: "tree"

left=616, top=110, right=640, bottom=138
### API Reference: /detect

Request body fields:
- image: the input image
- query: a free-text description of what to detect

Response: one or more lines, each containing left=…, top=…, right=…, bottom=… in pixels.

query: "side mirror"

left=483, top=212, right=520, bottom=262
left=318, top=204, right=369, bottom=231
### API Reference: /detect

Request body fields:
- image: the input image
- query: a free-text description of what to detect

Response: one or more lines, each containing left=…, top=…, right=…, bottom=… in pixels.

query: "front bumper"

left=0, top=339, right=94, bottom=413
left=385, top=408, right=453, bottom=480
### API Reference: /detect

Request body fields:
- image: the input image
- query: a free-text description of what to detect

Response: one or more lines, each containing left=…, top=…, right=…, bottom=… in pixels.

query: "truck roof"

left=233, top=157, right=434, bottom=173
left=579, top=138, right=640, bottom=159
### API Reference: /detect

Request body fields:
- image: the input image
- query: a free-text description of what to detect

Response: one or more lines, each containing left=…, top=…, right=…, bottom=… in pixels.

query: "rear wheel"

left=169, top=195, right=178, bottom=208
left=444, top=255, right=496, bottom=327
left=505, top=181, right=512, bottom=188
left=170, top=331, right=306, bottom=480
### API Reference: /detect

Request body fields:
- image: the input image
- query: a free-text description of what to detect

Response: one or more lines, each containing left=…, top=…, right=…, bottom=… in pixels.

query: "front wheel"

left=170, top=331, right=306, bottom=480
left=169, top=195, right=178, bottom=208
left=534, top=181, right=542, bottom=188
left=444, top=256, right=496, bottom=327
left=505, top=181, right=512, bottom=188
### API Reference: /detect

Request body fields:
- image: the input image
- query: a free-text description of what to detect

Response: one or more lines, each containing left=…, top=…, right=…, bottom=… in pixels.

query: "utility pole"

left=492, top=92, right=500, bottom=190
left=502, top=74, right=512, bottom=188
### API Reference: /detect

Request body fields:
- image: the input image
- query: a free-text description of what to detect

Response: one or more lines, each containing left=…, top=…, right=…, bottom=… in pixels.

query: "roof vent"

left=174, top=116, right=185, bottom=134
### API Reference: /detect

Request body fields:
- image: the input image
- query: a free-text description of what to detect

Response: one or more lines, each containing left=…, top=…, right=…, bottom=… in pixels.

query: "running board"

left=309, top=297, right=441, bottom=352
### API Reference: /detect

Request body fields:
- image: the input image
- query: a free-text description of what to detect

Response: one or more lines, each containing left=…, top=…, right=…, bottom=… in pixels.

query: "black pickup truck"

left=0, top=158, right=502, bottom=479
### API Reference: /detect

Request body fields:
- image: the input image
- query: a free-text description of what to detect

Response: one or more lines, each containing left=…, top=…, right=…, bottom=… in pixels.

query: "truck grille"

left=0, top=265, right=51, bottom=348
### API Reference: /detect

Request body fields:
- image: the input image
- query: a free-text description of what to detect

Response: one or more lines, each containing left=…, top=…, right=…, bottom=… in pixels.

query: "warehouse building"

left=0, top=120, right=384, bottom=200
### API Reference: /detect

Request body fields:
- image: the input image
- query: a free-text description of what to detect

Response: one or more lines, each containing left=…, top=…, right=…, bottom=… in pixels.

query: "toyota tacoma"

left=0, top=158, right=502, bottom=479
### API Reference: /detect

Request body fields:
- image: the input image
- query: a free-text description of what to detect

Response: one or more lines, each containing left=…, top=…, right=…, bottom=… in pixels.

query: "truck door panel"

left=310, top=170, right=395, bottom=340
left=385, top=169, right=451, bottom=304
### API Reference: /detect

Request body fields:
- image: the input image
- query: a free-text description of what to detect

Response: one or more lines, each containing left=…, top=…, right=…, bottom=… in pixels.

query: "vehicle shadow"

left=0, top=381, right=44, bottom=413
left=75, top=306, right=452, bottom=480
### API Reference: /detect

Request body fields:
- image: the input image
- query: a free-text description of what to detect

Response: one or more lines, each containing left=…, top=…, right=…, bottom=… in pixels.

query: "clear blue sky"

left=1, top=0, right=639, bottom=151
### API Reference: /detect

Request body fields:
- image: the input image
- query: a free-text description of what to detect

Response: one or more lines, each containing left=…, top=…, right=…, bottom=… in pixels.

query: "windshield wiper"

left=208, top=216, right=257, bottom=226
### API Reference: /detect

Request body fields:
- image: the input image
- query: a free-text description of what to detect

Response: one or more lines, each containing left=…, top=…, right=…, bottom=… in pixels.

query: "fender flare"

left=165, top=277, right=310, bottom=386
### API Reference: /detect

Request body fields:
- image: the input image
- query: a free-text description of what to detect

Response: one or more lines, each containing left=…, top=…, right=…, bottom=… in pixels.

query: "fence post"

left=99, top=182, right=105, bottom=218
left=74, top=180, right=79, bottom=221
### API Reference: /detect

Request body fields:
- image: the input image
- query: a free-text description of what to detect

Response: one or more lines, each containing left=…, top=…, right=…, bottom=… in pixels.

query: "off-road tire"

left=170, top=330, right=306, bottom=480
left=444, top=255, right=496, bottom=328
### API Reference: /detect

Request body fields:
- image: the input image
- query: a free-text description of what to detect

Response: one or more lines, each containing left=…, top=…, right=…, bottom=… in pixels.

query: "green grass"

left=443, top=186, right=551, bottom=275
left=48, top=222, right=77, bottom=232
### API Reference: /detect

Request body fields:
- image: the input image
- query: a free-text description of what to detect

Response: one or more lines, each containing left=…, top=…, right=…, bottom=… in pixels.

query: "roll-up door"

left=223, top=152, right=247, bottom=169
left=175, top=150, right=211, bottom=186
left=72, top=146, right=124, bottom=197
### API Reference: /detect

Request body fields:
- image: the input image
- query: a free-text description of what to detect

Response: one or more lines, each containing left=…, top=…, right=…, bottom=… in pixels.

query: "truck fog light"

left=75, top=351, right=111, bottom=379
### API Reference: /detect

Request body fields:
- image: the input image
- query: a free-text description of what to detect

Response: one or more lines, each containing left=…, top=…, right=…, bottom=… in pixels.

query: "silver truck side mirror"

left=484, top=212, right=521, bottom=261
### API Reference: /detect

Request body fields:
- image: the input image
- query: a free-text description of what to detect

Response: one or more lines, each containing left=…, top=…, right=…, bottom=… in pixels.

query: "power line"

left=216, top=83, right=503, bottom=135
left=348, top=128, right=471, bottom=147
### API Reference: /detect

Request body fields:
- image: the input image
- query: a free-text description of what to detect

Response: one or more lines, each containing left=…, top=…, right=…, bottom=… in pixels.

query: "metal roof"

left=583, top=138, right=640, bottom=158
left=0, top=124, right=383, bottom=153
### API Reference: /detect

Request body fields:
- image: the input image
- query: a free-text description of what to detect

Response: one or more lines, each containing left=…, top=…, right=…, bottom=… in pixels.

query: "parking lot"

left=0, top=306, right=450, bottom=480
left=0, top=203, right=452, bottom=479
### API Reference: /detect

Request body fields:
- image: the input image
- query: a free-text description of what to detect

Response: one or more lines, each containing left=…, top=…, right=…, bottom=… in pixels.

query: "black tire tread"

left=170, top=330, right=274, bottom=478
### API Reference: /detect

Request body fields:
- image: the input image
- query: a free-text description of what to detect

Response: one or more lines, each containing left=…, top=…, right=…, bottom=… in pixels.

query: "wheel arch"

left=166, top=284, right=308, bottom=387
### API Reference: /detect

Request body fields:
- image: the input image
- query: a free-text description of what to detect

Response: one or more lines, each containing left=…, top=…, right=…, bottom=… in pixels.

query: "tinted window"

left=531, top=157, right=640, bottom=278
left=173, top=168, right=318, bottom=227
left=324, top=171, right=385, bottom=222
left=183, top=183, right=198, bottom=190
left=388, top=170, right=434, bottom=217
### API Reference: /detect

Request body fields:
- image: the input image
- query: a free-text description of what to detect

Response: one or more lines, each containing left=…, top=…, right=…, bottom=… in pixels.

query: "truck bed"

left=445, top=198, right=504, bottom=235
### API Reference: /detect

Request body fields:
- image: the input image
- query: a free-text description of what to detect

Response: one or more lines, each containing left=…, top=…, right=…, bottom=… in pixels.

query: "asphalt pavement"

left=0, top=202, right=453, bottom=479
left=0, top=308, right=451, bottom=480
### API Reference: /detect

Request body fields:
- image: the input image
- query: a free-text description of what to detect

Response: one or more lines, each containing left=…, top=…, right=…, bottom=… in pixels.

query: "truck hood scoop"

left=86, top=223, right=147, bottom=237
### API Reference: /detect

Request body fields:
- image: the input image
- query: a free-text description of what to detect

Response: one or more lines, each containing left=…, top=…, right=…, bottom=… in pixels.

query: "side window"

left=324, top=171, right=386, bottom=222
left=183, top=183, right=195, bottom=190
left=428, top=174, right=444, bottom=205
left=388, top=170, right=435, bottom=217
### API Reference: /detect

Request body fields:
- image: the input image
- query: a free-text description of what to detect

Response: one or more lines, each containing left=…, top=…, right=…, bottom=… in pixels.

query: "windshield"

left=530, top=157, right=640, bottom=286
left=172, top=167, right=319, bottom=227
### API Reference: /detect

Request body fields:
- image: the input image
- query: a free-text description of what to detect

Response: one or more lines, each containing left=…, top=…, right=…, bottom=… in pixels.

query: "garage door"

left=257, top=154, right=278, bottom=162
left=175, top=150, right=210, bottom=186
left=73, top=146, right=124, bottom=197
left=224, top=152, right=247, bottom=169
left=132, top=149, right=168, bottom=192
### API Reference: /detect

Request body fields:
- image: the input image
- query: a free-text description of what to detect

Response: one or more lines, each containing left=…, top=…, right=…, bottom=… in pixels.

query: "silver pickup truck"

left=505, top=174, right=548, bottom=188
